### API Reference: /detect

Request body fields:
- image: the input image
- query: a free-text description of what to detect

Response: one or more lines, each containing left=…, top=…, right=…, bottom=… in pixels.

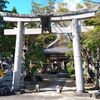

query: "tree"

left=0, top=7, right=18, bottom=57
left=55, top=2, right=69, bottom=13
left=0, top=0, right=9, bottom=56
left=47, top=0, right=56, bottom=13
left=76, top=3, right=84, bottom=10
left=84, top=12, right=100, bottom=26
left=32, top=2, right=42, bottom=15
left=82, top=26, right=100, bottom=49
left=25, top=34, right=56, bottom=66
left=76, top=1, right=97, bottom=10
left=77, top=4, right=100, bottom=50
left=11, top=6, right=18, bottom=13
left=24, top=1, right=60, bottom=66
left=76, top=2, right=100, bottom=50
left=25, top=1, right=71, bottom=68
left=0, top=0, right=9, bottom=31
left=0, top=0, right=9, bottom=11
left=32, top=0, right=56, bottom=15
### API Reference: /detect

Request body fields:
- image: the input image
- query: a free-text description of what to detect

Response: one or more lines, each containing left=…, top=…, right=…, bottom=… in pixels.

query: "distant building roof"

left=44, top=47, right=71, bottom=54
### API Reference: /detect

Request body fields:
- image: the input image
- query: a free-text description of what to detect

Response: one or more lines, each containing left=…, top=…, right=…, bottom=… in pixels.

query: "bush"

left=66, top=61, right=74, bottom=76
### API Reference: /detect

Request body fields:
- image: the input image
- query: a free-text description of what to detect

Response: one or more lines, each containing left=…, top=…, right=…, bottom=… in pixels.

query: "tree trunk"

left=95, top=47, right=100, bottom=90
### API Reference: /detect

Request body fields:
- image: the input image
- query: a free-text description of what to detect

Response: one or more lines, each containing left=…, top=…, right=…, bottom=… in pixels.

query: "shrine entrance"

left=0, top=9, right=97, bottom=94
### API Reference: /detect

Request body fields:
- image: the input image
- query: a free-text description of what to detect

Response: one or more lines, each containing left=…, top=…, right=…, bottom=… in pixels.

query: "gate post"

left=72, top=19, right=84, bottom=94
left=12, top=21, right=24, bottom=90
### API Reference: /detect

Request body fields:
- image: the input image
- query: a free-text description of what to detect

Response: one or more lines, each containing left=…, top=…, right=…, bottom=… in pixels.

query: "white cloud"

left=63, top=0, right=82, bottom=11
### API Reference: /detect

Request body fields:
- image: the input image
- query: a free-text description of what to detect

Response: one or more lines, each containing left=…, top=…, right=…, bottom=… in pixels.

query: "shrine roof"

left=44, top=47, right=71, bottom=54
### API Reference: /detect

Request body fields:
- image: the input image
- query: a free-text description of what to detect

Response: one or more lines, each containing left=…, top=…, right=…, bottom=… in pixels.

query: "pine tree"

left=0, top=0, right=9, bottom=11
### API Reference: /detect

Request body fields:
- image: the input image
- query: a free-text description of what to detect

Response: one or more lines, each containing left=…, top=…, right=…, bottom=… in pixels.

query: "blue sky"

left=6, top=0, right=100, bottom=14
left=7, top=0, right=61, bottom=14
left=6, top=0, right=32, bottom=14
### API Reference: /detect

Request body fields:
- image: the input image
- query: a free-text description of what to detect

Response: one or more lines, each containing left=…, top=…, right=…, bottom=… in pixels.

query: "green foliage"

left=32, top=0, right=56, bottom=15
left=83, top=2, right=95, bottom=9
left=0, top=0, right=9, bottom=11
left=0, top=7, right=17, bottom=57
left=0, top=9, right=17, bottom=57
left=65, top=47, right=73, bottom=76
left=76, top=2, right=100, bottom=53
left=66, top=61, right=74, bottom=76
left=65, top=50, right=73, bottom=58
left=0, top=35, right=16, bottom=57
left=82, top=26, right=100, bottom=50
left=25, top=34, right=56, bottom=66
left=25, top=22, right=38, bottom=28
left=37, top=34, right=56, bottom=47
left=55, top=2, right=69, bottom=13
left=11, top=6, right=18, bottom=13
left=31, top=66, right=37, bottom=74
left=76, top=3, right=83, bottom=9
left=76, top=1, right=97, bottom=10
left=26, top=41, right=46, bottom=63
left=84, top=12, right=100, bottom=26
left=25, top=1, right=58, bottom=66
left=32, top=2, right=42, bottom=15
left=32, top=1, right=69, bottom=15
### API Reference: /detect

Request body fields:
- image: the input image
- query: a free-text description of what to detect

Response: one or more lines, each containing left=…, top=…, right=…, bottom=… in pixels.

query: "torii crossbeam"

left=0, top=9, right=97, bottom=94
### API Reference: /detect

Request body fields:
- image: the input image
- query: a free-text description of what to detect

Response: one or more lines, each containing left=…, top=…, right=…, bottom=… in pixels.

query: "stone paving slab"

left=0, top=93, right=95, bottom=100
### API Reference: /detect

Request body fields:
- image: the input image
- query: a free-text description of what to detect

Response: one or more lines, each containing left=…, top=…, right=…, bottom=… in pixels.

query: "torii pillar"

left=72, top=19, right=84, bottom=93
left=12, top=21, right=24, bottom=90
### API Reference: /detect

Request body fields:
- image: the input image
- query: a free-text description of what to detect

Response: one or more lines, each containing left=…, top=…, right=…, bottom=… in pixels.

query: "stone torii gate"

left=0, top=10, right=96, bottom=94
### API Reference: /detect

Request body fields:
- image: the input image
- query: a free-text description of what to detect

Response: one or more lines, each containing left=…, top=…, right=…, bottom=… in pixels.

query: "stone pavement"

left=0, top=82, right=99, bottom=100
left=0, top=73, right=100, bottom=100
left=19, top=73, right=100, bottom=100
left=0, top=92, right=95, bottom=100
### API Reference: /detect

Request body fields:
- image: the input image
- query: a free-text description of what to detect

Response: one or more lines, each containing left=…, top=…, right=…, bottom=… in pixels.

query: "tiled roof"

left=44, top=47, right=71, bottom=53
